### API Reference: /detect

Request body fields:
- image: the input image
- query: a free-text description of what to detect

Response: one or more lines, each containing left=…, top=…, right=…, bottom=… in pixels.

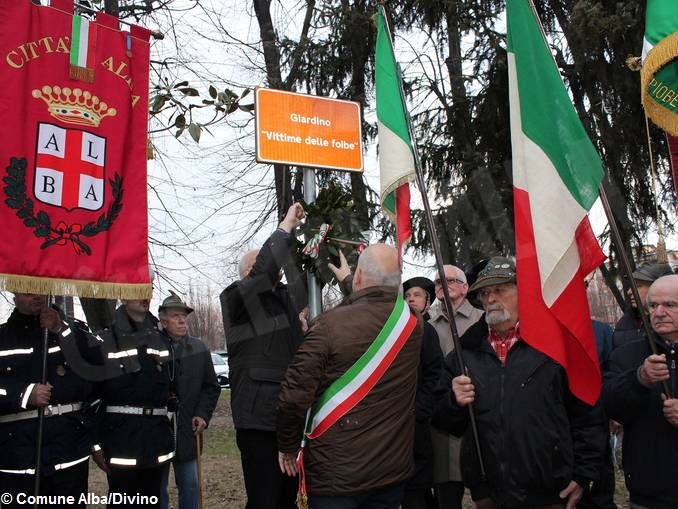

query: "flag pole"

left=524, top=0, right=672, bottom=399
left=597, top=185, right=672, bottom=397
left=377, top=5, right=487, bottom=479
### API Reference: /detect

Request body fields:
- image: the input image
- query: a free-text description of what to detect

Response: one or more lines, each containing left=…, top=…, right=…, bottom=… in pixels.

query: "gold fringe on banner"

left=641, top=32, right=678, bottom=137
left=0, top=273, right=152, bottom=300
left=69, top=65, right=95, bottom=84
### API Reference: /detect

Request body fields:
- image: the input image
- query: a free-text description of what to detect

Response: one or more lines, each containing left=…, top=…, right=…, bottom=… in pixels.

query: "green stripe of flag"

left=70, top=15, right=82, bottom=66
left=506, top=0, right=603, bottom=210
left=375, top=10, right=413, bottom=153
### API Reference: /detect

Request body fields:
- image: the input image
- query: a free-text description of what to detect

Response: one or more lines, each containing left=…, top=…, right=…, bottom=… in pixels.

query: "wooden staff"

left=196, top=432, right=204, bottom=509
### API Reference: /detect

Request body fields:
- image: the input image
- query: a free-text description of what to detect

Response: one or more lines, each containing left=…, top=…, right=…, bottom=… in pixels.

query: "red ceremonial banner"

left=0, top=0, right=151, bottom=299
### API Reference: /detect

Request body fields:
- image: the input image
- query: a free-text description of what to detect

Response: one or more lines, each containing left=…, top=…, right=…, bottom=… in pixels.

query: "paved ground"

left=88, top=391, right=631, bottom=508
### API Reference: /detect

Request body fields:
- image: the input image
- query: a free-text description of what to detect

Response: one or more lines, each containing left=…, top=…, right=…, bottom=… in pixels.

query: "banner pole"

left=597, top=185, right=672, bottom=397
left=33, top=294, right=52, bottom=505
left=377, top=5, right=486, bottom=480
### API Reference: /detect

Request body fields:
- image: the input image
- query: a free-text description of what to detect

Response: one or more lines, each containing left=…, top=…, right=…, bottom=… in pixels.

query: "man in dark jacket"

left=91, top=299, right=176, bottom=508
left=436, top=257, right=604, bottom=509
left=277, top=243, right=423, bottom=509
left=613, top=262, right=674, bottom=349
left=158, top=293, right=220, bottom=509
left=603, top=274, right=678, bottom=509
left=402, top=276, right=443, bottom=509
left=0, top=293, right=98, bottom=508
left=220, top=202, right=306, bottom=509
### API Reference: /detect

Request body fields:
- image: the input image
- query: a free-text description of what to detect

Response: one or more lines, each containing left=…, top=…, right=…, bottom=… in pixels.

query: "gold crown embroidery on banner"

left=31, top=85, right=117, bottom=127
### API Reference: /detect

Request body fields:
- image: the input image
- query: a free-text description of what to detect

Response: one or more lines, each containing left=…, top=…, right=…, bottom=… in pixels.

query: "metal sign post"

left=304, top=168, right=322, bottom=320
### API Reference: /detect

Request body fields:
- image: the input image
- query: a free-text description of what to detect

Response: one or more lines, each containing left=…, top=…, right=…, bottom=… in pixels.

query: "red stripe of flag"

left=86, top=22, right=97, bottom=69
left=395, top=183, right=412, bottom=262
left=514, top=188, right=604, bottom=405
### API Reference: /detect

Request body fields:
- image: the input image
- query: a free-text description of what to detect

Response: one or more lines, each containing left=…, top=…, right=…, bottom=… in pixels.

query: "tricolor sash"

left=296, top=296, right=417, bottom=508
left=305, top=295, right=417, bottom=438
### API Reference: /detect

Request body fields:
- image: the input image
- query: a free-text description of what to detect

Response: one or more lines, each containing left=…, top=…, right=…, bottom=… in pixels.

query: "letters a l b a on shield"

left=34, top=123, right=106, bottom=211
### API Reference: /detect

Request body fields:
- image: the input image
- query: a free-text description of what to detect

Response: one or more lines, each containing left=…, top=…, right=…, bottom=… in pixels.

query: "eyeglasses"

left=435, top=277, right=466, bottom=286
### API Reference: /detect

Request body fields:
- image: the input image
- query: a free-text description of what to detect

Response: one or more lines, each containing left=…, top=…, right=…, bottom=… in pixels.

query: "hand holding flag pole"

left=375, top=5, right=487, bottom=480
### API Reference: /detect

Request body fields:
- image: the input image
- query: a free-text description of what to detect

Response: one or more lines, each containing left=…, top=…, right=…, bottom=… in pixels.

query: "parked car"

left=211, top=352, right=229, bottom=388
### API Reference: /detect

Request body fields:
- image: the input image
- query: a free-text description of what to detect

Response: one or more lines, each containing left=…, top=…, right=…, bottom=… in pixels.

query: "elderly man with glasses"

left=428, top=265, right=483, bottom=509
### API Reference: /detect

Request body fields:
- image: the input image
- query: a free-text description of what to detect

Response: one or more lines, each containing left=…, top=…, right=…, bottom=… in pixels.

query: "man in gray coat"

left=159, top=293, right=220, bottom=509
left=428, top=264, right=483, bottom=509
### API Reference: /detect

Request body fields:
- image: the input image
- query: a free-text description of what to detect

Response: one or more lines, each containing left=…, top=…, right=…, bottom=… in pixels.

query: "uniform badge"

left=56, top=364, right=66, bottom=376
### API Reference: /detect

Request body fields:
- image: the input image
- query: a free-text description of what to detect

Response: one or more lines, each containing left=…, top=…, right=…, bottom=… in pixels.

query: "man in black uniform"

left=90, top=298, right=175, bottom=508
left=0, top=293, right=98, bottom=508
left=220, top=202, right=305, bottom=509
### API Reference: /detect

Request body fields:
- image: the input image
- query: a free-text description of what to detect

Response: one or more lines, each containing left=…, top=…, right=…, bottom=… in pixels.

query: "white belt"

left=0, top=455, right=89, bottom=475
left=105, top=405, right=168, bottom=416
left=0, top=402, right=83, bottom=424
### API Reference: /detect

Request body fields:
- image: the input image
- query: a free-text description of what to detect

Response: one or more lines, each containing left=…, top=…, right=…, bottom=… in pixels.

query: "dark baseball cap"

left=632, top=262, right=674, bottom=283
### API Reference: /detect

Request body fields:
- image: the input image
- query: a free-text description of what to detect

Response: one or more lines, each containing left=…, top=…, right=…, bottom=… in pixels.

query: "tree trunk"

left=253, top=0, right=292, bottom=219
left=445, top=1, right=472, bottom=140
left=104, top=0, right=119, bottom=17
left=345, top=0, right=370, bottom=229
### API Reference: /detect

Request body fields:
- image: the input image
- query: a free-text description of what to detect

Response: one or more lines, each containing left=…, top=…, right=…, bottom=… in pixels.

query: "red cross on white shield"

left=34, top=123, right=106, bottom=211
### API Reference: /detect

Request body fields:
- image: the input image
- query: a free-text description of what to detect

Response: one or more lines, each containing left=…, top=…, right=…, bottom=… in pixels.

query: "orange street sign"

left=255, top=88, right=363, bottom=172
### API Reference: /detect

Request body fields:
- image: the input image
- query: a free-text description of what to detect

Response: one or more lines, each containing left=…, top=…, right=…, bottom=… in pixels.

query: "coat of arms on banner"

left=4, top=85, right=123, bottom=256
left=34, top=123, right=107, bottom=212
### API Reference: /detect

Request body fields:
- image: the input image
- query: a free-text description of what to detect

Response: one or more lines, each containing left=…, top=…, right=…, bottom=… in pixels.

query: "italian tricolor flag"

left=507, top=0, right=605, bottom=405
left=375, top=7, right=414, bottom=259
left=69, top=14, right=97, bottom=83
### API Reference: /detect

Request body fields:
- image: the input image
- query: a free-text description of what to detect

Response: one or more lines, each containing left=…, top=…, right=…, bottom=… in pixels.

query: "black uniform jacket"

left=433, top=317, right=605, bottom=508
left=612, top=310, right=643, bottom=349
left=95, top=307, right=175, bottom=469
left=220, top=228, right=304, bottom=431
left=0, top=310, right=98, bottom=475
left=603, top=335, right=678, bottom=509
left=169, top=334, right=220, bottom=462
left=408, top=320, right=443, bottom=489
